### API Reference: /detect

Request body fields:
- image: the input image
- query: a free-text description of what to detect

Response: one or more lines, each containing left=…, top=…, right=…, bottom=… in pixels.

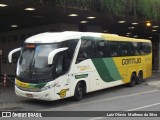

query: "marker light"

left=0, top=4, right=8, bottom=7
left=87, top=16, right=96, bottom=19
left=26, top=44, right=36, bottom=48
left=118, top=21, right=126, bottom=23
left=68, top=14, right=78, bottom=17
left=80, top=21, right=88, bottom=23
left=24, top=8, right=36, bottom=11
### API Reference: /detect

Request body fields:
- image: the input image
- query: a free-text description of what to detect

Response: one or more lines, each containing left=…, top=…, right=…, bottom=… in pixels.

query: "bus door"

left=53, top=52, right=71, bottom=100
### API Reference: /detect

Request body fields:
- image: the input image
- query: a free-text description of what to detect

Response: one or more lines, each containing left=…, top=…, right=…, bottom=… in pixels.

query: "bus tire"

left=72, top=82, right=83, bottom=101
left=136, top=71, right=143, bottom=84
left=128, top=73, right=137, bottom=87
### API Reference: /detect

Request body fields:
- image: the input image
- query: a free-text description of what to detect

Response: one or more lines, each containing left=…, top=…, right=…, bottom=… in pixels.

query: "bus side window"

left=145, top=43, right=152, bottom=54
left=109, top=41, right=120, bottom=57
left=76, top=40, right=92, bottom=63
left=139, top=42, right=152, bottom=54
left=61, top=40, right=78, bottom=70
left=55, top=55, right=64, bottom=75
left=120, top=42, right=130, bottom=56
left=138, top=43, right=145, bottom=55
left=95, top=40, right=109, bottom=58
left=130, top=42, right=140, bottom=56
left=53, top=51, right=69, bottom=78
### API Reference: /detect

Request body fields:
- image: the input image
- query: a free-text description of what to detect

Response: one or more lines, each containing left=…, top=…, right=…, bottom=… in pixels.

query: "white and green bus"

left=8, top=31, right=152, bottom=101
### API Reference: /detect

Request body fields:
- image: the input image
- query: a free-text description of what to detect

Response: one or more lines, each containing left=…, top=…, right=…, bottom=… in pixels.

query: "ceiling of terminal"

left=0, top=0, right=159, bottom=40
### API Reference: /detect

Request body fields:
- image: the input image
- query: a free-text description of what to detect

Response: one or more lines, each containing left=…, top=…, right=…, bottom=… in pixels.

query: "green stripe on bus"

left=91, top=58, right=122, bottom=82
left=29, top=83, right=47, bottom=89
left=75, top=74, right=88, bottom=79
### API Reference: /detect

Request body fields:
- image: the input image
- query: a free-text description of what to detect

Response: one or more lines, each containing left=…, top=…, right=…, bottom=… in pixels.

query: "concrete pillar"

left=159, top=36, right=160, bottom=70
left=0, top=37, right=2, bottom=76
left=152, top=36, right=159, bottom=70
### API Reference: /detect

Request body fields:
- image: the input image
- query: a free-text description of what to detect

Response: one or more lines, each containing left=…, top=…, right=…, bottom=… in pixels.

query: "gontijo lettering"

left=122, top=58, right=141, bottom=65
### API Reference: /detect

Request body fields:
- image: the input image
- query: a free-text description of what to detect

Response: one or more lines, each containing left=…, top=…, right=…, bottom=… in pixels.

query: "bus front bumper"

left=15, top=86, right=55, bottom=101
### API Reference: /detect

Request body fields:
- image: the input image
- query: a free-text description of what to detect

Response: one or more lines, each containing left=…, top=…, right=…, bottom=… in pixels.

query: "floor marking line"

left=40, top=89, right=159, bottom=111
left=88, top=117, right=104, bottom=120
left=147, top=81, right=160, bottom=85
left=88, top=89, right=160, bottom=120
left=89, top=101, right=160, bottom=120
left=84, top=89, right=159, bottom=105
left=127, top=102, right=160, bottom=111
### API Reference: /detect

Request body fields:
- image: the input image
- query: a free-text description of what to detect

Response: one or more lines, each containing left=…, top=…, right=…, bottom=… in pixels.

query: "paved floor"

left=0, top=72, right=160, bottom=120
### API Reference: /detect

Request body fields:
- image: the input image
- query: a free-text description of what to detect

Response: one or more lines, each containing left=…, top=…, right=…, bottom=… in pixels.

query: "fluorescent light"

left=132, top=22, right=138, bottom=25
left=118, top=21, right=126, bottom=23
left=87, top=16, right=96, bottom=19
left=68, top=14, right=78, bottom=17
left=126, top=32, right=131, bottom=35
left=152, top=26, right=159, bottom=28
left=149, top=37, right=152, bottom=39
left=152, top=29, right=157, bottom=32
left=80, top=21, right=88, bottom=23
left=11, top=25, right=18, bottom=28
left=133, top=35, right=138, bottom=38
left=0, top=4, right=7, bottom=7
left=126, top=35, right=130, bottom=37
left=128, top=27, right=135, bottom=29
left=24, top=8, right=36, bottom=11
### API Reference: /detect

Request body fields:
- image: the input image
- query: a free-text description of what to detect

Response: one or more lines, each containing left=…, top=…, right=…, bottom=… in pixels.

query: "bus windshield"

left=17, top=43, right=59, bottom=83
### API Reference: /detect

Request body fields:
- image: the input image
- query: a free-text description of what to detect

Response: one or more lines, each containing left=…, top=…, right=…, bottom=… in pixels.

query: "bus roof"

left=102, top=34, right=151, bottom=43
left=25, top=31, right=151, bottom=43
left=25, top=31, right=82, bottom=43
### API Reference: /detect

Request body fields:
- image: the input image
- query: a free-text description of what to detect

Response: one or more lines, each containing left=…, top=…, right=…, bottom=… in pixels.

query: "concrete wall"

left=87, top=25, right=102, bottom=32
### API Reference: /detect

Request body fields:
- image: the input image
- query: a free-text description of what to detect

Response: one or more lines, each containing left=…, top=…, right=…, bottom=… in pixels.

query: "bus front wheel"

left=72, top=82, right=83, bottom=101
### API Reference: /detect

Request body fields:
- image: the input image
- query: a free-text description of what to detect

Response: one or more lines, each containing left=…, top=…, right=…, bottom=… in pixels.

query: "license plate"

left=26, top=93, right=33, bottom=98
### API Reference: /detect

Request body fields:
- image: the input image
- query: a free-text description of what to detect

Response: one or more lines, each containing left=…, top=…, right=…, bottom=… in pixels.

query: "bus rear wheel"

left=136, top=71, right=143, bottom=84
left=128, top=73, right=137, bottom=87
left=72, top=82, right=83, bottom=101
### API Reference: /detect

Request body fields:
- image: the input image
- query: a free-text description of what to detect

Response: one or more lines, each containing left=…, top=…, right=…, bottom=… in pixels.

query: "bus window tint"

left=68, top=40, right=78, bottom=61
left=120, top=42, right=130, bottom=56
left=96, top=40, right=106, bottom=57
left=145, top=43, right=152, bottom=54
left=55, top=55, right=64, bottom=75
left=76, top=39, right=151, bottom=63
left=109, top=41, right=120, bottom=57
left=76, top=40, right=92, bottom=63
left=139, top=42, right=151, bottom=54
left=131, top=42, right=140, bottom=55
left=97, top=40, right=110, bottom=57
left=59, top=40, right=78, bottom=70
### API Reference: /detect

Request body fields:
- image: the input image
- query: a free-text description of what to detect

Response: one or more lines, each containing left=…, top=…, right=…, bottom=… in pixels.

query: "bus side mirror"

left=48, top=47, right=68, bottom=65
left=8, top=48, right=21, bottom=63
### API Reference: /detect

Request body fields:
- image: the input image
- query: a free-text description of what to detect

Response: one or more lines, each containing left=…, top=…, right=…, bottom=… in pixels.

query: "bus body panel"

left=112, top=54, right=152, bottom=84
left=68, top=59, right=122, bottom=94
left=53, top=75, right=70, bottom=100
